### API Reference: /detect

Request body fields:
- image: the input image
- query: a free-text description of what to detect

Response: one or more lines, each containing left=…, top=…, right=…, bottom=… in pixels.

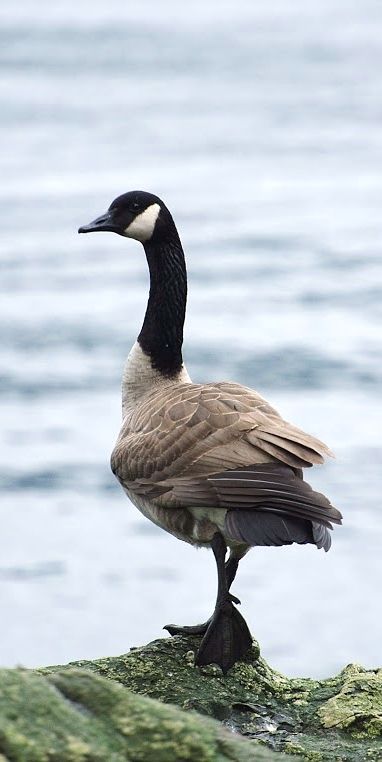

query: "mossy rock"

left=40, top=636, right=382, bottom=761
left=0, top=666, right=288, bottom=761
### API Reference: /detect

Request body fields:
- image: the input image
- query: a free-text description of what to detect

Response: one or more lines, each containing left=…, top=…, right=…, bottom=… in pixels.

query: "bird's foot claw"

left=164, top=620, right=211, bottom=637
left=164, top=593, right=240, bottom=638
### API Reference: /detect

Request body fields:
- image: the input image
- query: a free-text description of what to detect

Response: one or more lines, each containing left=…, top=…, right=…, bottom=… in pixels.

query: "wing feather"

left=112, top=381, right=341, bottom=542
left=208, top=464, right=342, bottom=526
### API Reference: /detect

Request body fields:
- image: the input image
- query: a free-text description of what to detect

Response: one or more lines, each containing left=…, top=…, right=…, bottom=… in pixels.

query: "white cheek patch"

left=124, top=203, right=161, bottom=242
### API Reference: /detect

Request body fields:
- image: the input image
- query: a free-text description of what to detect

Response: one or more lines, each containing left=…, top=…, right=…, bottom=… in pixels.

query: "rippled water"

left=1, top=0, right=381, bottom=676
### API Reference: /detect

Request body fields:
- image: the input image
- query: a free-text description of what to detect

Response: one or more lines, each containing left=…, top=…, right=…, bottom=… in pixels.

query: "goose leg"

left=194, top=533, right=252, bottom=673
left=164, top=552, right=240, bottom=637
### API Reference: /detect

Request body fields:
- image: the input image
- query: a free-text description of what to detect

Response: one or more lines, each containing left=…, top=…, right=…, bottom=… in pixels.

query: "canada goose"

left=79, top=191, right=342, bottom=673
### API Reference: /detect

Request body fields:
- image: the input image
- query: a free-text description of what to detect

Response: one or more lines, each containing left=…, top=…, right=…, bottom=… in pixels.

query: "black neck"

left=138, top=223, right=187, bottom=377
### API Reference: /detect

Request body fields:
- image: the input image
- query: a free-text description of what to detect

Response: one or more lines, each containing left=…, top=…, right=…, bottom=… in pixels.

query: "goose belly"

left=123, top=489, right=237, bottom=548
left=188, top=507, right=248, bottom=553
left=124, top=488, right=196, bottom=545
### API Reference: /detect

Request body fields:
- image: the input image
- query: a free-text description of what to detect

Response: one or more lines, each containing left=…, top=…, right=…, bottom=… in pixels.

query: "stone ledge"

left=1, top=635, right=380, bottom=761
left=0, top=665, right=288, bottom=761
left=41, top=635, right=382, bottom=761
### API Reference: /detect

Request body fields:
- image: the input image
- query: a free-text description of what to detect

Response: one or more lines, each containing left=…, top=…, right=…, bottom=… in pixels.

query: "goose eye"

left=132, top=202, right=140, bottom=211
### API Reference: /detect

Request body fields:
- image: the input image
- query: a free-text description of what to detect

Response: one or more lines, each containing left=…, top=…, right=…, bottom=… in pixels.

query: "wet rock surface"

left=39, top=635, right=382, bottom=761
left=0, top=665, right=287, bottom=761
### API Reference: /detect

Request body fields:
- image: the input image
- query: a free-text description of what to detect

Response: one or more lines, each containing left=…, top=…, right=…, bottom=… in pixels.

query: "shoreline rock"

left=1, top=635, right=380, bottom=760
left=0, top=666, right=282, bottom=761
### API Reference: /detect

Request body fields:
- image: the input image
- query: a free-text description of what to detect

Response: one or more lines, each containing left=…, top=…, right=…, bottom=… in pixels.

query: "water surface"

left=0, top=0, right=381, bottom=676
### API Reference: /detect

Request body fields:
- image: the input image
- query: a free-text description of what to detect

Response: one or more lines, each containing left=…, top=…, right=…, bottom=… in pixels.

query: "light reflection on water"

left=0, top=0, right=381, bottom=675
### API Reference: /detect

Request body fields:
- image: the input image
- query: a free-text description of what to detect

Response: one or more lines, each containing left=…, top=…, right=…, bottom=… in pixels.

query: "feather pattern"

left=224, top=510, right=331, bottom=551
left=111, top=380, right=341, bottom=548
left=224, top=510, right=315, bottom=547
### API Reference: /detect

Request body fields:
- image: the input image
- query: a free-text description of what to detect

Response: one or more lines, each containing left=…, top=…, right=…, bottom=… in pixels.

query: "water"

left=0, top=0, right=381, bottom=677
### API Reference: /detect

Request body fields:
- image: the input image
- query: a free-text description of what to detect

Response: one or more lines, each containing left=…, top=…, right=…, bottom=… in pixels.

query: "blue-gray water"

left=1, top=0, right=381, bottom=676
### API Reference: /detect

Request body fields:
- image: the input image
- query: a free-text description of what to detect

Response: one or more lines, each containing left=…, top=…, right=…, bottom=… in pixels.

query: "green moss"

left=317, top=666, right=382, bottom=738
left=0, top=666, right=286, bottom=761
left=2, top=635, right=380, bottom=761
left=284, top=743, right=322, bottom=760
left=40, top=636, right=382, bottom=761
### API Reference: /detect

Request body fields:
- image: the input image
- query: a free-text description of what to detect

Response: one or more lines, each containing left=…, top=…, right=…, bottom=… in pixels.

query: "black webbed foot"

left=164, top=620, right=211, bottom=637
left=164, top=592, right=241, bottom=638
left=164, top=537, right=250, bottom=672
left=194, top=593, right=252, bottom=674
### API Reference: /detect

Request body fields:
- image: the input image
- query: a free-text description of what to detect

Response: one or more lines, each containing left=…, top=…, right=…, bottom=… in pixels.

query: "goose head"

left=79, top=189, right=188, bottom=390
left=78, top=190, right=170, bottom=243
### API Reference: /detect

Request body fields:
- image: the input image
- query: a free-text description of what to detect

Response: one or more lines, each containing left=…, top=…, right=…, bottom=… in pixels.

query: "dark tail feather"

left=225, top=509, right=330, bottom=550
left=312, top=521, right=331, bottom=552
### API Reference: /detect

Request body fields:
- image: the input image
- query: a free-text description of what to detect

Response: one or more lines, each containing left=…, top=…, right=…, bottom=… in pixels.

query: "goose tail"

left=225, top=509, right=332, bottom=551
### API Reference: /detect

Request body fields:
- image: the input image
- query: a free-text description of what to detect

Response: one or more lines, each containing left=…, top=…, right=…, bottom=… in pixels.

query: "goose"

left=78, top=190, right=342, bottom=673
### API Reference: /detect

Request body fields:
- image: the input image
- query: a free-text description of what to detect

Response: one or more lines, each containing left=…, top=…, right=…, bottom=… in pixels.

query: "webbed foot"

left=164, top=620, right=211, bottom=637
left=194, top=594, right=252, bottom=673
left=164, top=592, right=240, bottom=638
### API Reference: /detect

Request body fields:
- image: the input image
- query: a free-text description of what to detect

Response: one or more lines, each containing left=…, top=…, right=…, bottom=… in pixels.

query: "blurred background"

left=0, top=0, right=381, bottom=677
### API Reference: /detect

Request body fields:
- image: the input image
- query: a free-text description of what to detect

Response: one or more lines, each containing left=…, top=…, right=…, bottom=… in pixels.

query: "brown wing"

left=208, top=464, right=342, bottom=526
left=111, top=381, right=340, bottom=530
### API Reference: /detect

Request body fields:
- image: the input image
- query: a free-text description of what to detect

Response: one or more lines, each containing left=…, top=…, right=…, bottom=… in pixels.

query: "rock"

left=317, top=664, right=382, bottom=737
left=0, top=665, right=289, bottom=761
left=1, top=636, right=380, bottom=760
left=40, top=635, right=382, bottom=761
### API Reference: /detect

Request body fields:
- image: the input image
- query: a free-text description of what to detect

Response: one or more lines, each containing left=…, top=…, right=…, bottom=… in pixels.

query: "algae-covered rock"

left=0, top=666, right=287, bottom=761
left=317, top=664, right=382, bottom=738
left=41, top=636, right=382, bottom=761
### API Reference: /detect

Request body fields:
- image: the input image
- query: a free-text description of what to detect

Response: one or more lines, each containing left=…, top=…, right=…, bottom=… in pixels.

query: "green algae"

left=40, top=635, right=382, bottom=761
left=2, top=635, right=380, bottom=761
left=317, top=665, right=382, bottom=738
left=0, top=666, right=288, bottom=761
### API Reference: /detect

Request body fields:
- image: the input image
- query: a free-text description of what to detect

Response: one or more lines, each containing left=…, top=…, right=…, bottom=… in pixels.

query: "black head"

left=78, top=190, right=171, bottom=243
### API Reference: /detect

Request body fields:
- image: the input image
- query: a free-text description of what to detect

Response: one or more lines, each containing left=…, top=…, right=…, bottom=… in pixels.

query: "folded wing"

left=111, top=381, right=341, bottom=551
